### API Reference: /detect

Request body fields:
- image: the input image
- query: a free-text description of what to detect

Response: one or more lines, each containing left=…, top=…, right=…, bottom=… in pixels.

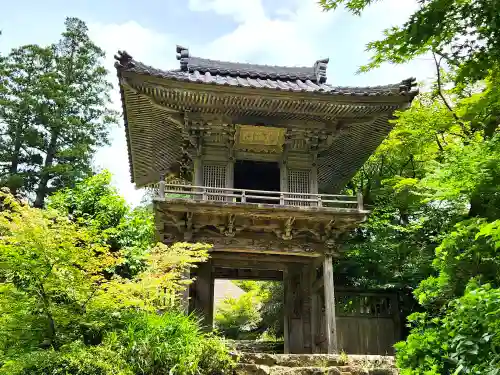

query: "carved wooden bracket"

left=282, top=216, right=296, bottom=240
left=225, top=214, right=236, bottom=237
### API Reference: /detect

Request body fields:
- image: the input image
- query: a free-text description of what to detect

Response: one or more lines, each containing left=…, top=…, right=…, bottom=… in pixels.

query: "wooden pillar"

left=310, top=264, right=320, bottom=353
left=284, top=265, right=302, bottom=353
left=193, top=157, right=203, bottom=186
left=324, top=254, right=338, bottom=353
left=284, top=264, right=313, bottom=353
left=189, top=260, right=214, bottom=330
left=301, top=264, right=312, bottom=353
left=283, top=268, right=290, bottom=354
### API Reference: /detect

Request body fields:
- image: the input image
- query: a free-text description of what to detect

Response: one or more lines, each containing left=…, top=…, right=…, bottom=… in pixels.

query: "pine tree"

left=33, top=17, right=117, bottom=207
left=0, top=45, right=53, bottom=195
left=0, top=17, right=117, bottom=206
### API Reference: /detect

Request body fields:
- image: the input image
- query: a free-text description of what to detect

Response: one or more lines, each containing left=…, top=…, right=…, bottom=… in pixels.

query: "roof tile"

left=114, top=50, right=419, bottom=98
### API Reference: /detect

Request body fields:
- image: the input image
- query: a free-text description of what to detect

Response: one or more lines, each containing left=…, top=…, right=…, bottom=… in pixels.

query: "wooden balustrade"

left=156, top=183, right=364, bottom=211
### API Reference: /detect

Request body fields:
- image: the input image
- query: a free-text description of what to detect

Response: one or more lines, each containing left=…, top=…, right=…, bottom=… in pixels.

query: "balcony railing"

left=155, top=183, right=364, bottom=211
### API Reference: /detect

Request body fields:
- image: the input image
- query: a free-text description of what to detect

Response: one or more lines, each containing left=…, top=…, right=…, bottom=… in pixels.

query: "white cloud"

left=188, top=0, right=266, bottom=23
left=89, top=21, right=178, bottom=207
left=189, top=0, right=336, bottom=65
left=89, top=0, right=436, bottom=205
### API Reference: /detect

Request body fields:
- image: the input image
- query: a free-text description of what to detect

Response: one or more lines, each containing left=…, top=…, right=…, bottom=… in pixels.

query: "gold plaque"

left=235, top=125, right=285, bottom=153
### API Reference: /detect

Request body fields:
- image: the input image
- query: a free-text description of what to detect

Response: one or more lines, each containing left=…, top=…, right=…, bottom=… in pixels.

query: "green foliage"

left=0, top=189, right=120, bottom=354
left=0, top=343, right=132, bottom=375
left=48, top=171, right=155, bottom=278
left=105, top=311, right=234, bottom=375
left=0, top=17, right=116, bottom=206
left=337, top=94, right=466, bottom=290
left=316, top=2, right=500, bottom=368
left=215, top=281, right=284, bottom=340
left=396, top=285, right=500, bottom=375
left=197, top=334, right=236, bottom=375
left=215, top=291, right=262, bottom=339
left=414, top=219, right=500, bottom=309
left=320, top=0, right=500, bottom=84
left=0, top=186, right=225, bottom=374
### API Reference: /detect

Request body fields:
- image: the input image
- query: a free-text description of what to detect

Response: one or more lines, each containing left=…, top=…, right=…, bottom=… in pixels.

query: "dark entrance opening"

left=234, top=160, right=280, bottom=203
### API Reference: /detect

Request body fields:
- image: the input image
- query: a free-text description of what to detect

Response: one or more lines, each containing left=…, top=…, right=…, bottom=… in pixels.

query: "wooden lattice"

left=335, top=294, right=394, bottom=317
left=288, top=169, right=310, bottom=206
left=203, top=164, right=226, bottom=201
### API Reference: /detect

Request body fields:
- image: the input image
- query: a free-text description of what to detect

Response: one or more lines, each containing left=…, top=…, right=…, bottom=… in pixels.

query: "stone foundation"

left=234, top=354, right=397, bottom=375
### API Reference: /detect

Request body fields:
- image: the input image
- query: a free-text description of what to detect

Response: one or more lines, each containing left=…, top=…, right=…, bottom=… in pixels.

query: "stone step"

left=228, top=340, right=284, bottom=354
left=237, top=353, right=395, bottom=369
left=235, top=363, right=396, bottom=375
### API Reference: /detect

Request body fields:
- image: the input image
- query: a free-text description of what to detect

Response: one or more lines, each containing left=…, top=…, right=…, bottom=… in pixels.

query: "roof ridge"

left=184, top=55, right=321, bottom=71
left=175, top=45, right=329, bottom=83
left=114, top=50, right=418, bottom=97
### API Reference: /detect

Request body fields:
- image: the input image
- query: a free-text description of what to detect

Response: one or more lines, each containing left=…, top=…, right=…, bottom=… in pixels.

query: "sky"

left=0, top=0, right=436, bottom=206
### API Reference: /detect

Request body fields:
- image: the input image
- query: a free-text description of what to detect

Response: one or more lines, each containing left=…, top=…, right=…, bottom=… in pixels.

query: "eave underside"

left=121, top=76, right=408, bottom=191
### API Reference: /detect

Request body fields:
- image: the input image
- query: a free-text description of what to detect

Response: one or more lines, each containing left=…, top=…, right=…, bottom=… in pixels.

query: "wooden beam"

left=213, top=267, right=283, bottom=281
left=323, top=255, right=338, bottom=354
left=211, top=258, right=288, bottom=271
left=210, top=252, right=314, bottom=264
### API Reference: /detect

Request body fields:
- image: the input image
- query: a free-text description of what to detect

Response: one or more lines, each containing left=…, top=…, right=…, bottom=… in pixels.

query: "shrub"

left=396, top=284, right=500, bottom=375
left=215, top=292, right=261, bottom=339
left=0, top=342, right=132, bottom=375
left=198, top=334, right=236, bottom=375
left=105, top=311, right=235, bottom=375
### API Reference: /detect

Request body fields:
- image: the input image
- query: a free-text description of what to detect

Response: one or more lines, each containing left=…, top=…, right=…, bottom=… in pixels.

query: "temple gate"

left=115, top=46, right=417, bottom=354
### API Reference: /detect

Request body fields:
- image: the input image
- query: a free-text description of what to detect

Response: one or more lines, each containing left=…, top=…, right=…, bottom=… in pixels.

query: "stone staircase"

left=233, top=353, right=397, bottom=375
left=228, top=340, right=284, bottom=354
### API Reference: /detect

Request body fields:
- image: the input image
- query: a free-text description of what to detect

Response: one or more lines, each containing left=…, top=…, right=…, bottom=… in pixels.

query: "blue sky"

left=0, top=0, right=436, bottom=205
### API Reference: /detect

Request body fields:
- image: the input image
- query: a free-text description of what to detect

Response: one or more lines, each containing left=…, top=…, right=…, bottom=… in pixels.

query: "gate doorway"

left=212, top=268, right=284, bottom=352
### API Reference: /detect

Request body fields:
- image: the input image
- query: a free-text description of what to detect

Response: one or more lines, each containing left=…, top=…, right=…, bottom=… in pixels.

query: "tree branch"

left=434, top=133, right=444, bottom=152
left=432, top=51, right=470, bottom=137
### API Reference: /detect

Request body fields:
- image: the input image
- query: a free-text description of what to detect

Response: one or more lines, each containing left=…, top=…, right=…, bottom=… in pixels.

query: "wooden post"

left=317, top=195, right=322, bottom=208
left=192, top=260, right=214, bottom=331
left=323, top=254, right=338, bottom=353
left=283, top=268, right=290, bottom=354
left=301, top=265, right=312, bottom=353
left=357, top=190, right=364, bottom=211
left=158, top=174, right=165, bottom=199
left=310, top=264, right=319, bottom=353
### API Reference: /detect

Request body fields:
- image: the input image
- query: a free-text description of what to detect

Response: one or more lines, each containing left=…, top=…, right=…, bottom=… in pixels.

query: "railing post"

left=357, top=190, right=364, bottom=210
left=158, top=174, right=165, bottom=199
left=317, top=195, right=322, bottom=208
left=202, top=187, right=207, bottom=201
left=241, top=190, right=246, bottom=203
left=280, top=192, right=285, bottom=206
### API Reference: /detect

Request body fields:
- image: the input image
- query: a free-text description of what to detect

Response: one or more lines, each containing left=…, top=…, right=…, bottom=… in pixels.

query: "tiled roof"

left=176, top=45, right=327, bottom=83
left=114, top=49, right=418, bottom=97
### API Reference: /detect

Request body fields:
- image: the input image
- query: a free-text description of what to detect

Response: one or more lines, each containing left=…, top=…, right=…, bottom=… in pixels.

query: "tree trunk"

left=8, top=123, right=23, bottom=195
left=34, top=130, right=58, bottom=208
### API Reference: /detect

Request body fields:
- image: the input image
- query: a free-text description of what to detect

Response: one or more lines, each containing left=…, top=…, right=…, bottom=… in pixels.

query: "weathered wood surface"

left=157, top=183, right=360, bottom=209
left=189, top=260, right=214, bottom=331
left=213, top=267, right=283, bottom=281
left=315, top=289, right=401, bottom=355
left=323, top=255, right=338, bottom=354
